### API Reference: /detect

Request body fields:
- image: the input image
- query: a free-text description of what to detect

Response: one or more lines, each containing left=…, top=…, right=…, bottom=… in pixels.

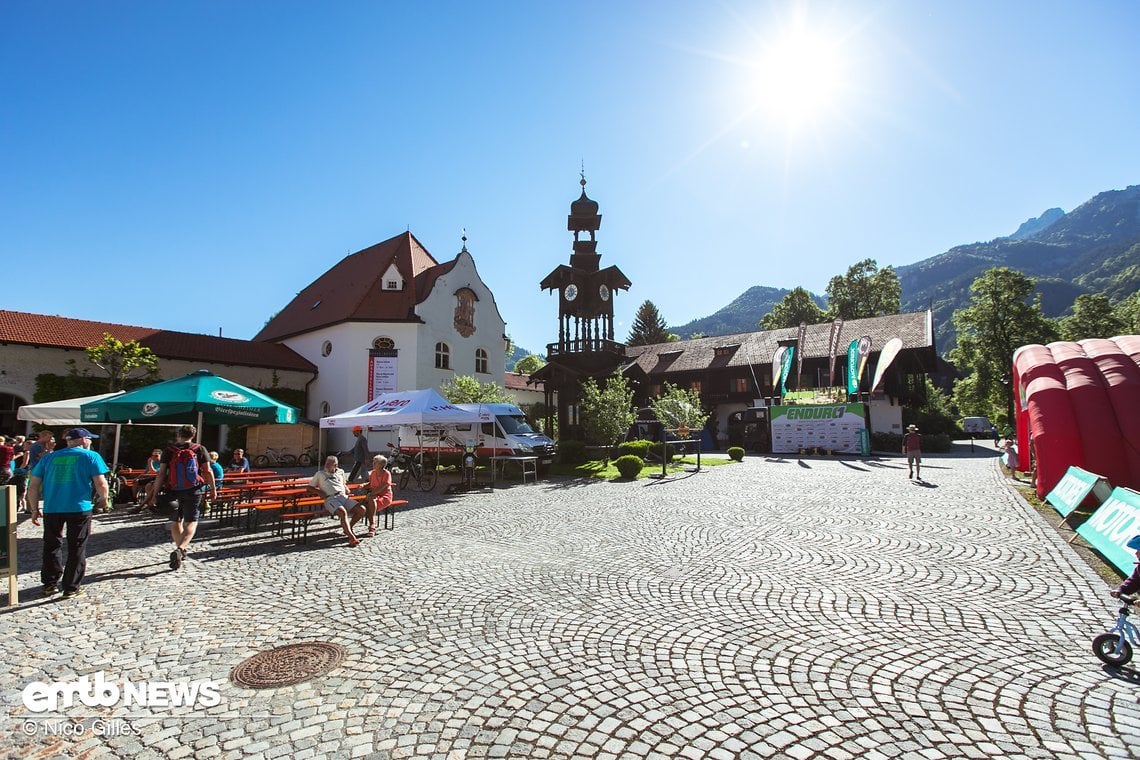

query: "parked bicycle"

left=297, top=444, right=317, bottom=467
left=253, top=446, right=297, bottom=467
left=1093, top=593, right=1139, bottom=666
left=386, top=442, right=437, bottom=491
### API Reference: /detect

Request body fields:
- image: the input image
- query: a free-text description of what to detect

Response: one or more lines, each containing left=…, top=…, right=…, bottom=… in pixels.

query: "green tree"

left=578, top=372, right=636, bottom=453
left=627, top=300, right=673, bottom=346
left=950, top=267, right=1058, bottom=427
left=513, top=354, right=546, bottom=376
left=649, top=383, right=709, bottom=434
left=760, top=287, right=826, bottom=330
left=1113, top=291, right=1140, bottom=334
left=85, top=333, right=159, bottom=392
left=439, top=375, right=514, bottom=404
left=825, top=259, right=901, bottom=320
left=1059, top=293, right=1126, bottom=341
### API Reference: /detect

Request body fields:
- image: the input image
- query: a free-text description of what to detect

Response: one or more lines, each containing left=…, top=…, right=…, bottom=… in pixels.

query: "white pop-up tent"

left=320, top=389, right=480, bottom=430
left=17, top=391, right=126, bottom=426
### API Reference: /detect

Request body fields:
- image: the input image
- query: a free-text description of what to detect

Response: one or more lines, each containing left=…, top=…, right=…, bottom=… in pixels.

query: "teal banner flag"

left=780, top=346, right=795, bottom=396
left=846, top=339, right=859, bottom=395
left=1045, top=466, right=1113, bottom=518
left=1077, top=487, right=1140, bottom=574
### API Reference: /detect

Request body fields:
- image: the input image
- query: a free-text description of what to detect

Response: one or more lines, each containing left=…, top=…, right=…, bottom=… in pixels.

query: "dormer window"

left=381, top=263, right=404, bottom=291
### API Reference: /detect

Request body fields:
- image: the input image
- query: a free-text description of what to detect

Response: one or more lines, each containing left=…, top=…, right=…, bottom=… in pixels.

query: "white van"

left=397, top=403, right=556, bottom=464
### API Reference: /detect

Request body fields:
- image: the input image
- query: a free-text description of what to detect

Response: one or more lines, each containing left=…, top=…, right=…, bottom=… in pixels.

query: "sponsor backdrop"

left=770, top=403, right=867, bottom=454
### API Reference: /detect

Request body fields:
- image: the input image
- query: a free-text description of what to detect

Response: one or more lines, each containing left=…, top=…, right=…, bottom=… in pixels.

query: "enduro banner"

left=871, top=337, right=904, bottom=393
left=1046, top=466, right=1113, bottom=518
left=827, top=318, right=843, bottom=388
left=1077, top=487, right=1140, bottom=574
left=794, top=321, right=808, bottom=391
left=846, top=339, right=859, bottom=395
left=771, top=346, right=787, bottom=395
left=770, top=403, right=866, bottom=454
left=780, top=346, right=795, bottom=396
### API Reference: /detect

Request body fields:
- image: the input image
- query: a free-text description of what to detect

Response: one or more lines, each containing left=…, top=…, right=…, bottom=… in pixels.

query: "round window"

left=321, top=340, right=332, bottom=357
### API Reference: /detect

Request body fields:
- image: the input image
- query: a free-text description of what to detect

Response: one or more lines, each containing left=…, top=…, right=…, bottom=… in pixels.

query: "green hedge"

left=617, top=440, right=652, bottom=458
left=871, top=431, right=952, bottom=454
left=559, top=439, right=587, bottom=464
left=614, top=455, right=645, bottom=479
left=727, top=446, right=745, bottom=462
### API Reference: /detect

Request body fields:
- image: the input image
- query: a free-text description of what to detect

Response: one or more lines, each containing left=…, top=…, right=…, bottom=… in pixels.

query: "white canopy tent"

left=320, top=389, right=480, bottom=430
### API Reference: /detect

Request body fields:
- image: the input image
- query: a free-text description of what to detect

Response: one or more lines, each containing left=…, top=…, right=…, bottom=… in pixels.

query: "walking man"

left=903, top=424, right=922, bottom=480
left=26, top=427, right=109, bottom=599
left=348, top=426, right=370, bottom=482
left=149, top=425, right=216, bottom=570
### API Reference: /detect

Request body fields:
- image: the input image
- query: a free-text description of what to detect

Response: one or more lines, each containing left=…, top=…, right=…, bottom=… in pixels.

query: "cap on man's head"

left=64, top=427, right=99, bottom=440
left=1127, top=534, right=1140, bottom=551
left=352, top=426, right=363, bottom=433
left=907, top=424, right=918, bottom=431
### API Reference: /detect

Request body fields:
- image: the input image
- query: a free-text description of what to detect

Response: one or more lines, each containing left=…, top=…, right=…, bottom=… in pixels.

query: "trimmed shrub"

left=727, top=446, right=745, bottom=462
left=618, top=439, right=652, bottom=458
left=614, top=455, right=644, bottom=479
left=871, top=432, right=902, bottom=453
left=648, top=441, right=676, bottom=462
left=559, top=439, right=586, bottom=465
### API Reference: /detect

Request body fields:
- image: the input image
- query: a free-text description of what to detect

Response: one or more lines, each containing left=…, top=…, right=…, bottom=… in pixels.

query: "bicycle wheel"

left=1092, top=633, right=1133, bottom=666
left=419, top=466, right=437, bottom=492
left=281, top=454, right=298, bottom=466
left=253, top=454, right=270, bottom=467
left=298, top=453, right=313, bottom=467
left=398, top=467, right=411, bottom=490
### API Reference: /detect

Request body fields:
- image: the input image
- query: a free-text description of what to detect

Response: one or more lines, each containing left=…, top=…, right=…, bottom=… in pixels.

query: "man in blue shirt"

left=27, top=427, right=109, bottom=599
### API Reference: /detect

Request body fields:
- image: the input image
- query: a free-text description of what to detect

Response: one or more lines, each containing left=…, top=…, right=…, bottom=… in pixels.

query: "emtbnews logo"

left=22, top=671, right=222, bottom=712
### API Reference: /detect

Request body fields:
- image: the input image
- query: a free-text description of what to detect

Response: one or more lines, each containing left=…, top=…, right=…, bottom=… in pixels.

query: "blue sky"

left=3, top=1, right=1137, bottom=359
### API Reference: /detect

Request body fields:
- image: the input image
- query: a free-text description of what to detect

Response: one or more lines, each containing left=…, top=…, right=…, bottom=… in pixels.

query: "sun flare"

left=752, top=24, right=848, bottom=129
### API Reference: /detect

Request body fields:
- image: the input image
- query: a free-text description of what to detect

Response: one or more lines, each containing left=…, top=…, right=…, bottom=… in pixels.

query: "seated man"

left=309, top=456, right=366, bottom=546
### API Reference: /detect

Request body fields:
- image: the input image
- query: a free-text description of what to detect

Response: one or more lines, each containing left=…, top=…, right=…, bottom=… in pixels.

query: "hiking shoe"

left=169, top=550, right=182, bottom=570
left=61, top=588, right=85, bottom=599
left=42, top=584, right=59, bottom=597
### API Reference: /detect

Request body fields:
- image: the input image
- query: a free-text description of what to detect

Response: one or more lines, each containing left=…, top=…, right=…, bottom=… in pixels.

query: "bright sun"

left=752, top=23, right=847, bottom=129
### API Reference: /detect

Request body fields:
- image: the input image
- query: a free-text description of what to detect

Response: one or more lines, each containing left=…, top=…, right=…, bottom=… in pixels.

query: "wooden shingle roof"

left=255, top=231, right=451, bottom=342
left=625, top=310, right=934, bottom=375
left=0, top=310, right=315, bottom=373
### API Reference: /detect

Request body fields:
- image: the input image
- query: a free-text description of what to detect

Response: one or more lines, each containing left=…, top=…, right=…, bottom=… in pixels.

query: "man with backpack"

left=149, top=425, right=216, bottom=570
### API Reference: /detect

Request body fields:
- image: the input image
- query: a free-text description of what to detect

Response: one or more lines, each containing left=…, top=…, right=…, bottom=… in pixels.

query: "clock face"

left=564, top=284, right=578, bottom=302
left=598, top=284, right=610, bottom=302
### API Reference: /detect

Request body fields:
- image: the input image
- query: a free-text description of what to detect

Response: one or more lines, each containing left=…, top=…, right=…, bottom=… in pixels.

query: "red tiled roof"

left=504, top=372, right=544, bottom=391
left=0, top=310, right=316, bottom=372
left=255, top=232, right=453, bottom=342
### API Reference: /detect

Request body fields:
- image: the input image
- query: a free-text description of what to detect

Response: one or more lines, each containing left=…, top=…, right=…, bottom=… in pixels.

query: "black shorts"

left=161, top=489, right=204, bottom=523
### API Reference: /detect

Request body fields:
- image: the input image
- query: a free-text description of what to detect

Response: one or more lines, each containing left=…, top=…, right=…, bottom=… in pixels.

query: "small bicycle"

left=253, top=446, right=297, bottom=467
left=297, top=444, right=317, bottom=467
left=1092, top=593, right=1139, bottom=666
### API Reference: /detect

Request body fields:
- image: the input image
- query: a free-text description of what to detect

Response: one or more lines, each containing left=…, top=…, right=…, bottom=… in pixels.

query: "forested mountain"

left=670, top=286, right=826, bottom=338
left=667, top=184, right=1139, bottom=353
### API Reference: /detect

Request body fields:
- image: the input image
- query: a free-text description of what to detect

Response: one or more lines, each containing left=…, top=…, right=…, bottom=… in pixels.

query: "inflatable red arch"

left=1012, top=336, right=1140, bottom=499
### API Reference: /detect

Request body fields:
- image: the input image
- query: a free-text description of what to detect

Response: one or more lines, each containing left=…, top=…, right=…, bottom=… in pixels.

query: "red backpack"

left=167, top=444, right=204, bottom=491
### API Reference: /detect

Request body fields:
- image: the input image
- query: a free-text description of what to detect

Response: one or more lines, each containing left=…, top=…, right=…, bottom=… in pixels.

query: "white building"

left=255, top=232, right=507, bottom=453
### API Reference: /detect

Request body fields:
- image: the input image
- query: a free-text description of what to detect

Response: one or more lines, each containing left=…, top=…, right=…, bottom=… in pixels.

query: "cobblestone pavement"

left=4, top=445, right=1139, bottom=759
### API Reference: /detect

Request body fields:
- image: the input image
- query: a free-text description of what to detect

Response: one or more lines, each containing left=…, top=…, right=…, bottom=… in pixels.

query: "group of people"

left=0, top=429, right=62, bottom=512
left=308, top=451, right=394, bottom=546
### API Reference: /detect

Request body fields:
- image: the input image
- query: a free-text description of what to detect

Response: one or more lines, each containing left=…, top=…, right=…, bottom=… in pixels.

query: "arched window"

left=475, top=348, right=489, bottom=374
left=372, top=336, right=395, bottom=350
left=435, top=342, right=451, bottom=370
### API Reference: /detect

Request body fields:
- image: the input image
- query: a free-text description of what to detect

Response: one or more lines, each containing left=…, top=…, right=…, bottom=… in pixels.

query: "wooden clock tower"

left=537, top=175, right=632, bottom=439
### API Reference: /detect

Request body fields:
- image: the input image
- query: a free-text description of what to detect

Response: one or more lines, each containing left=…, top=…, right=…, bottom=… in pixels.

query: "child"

left=365, top=454, right=394, bottom=537
left=1110, top=534, right=1140, bottom=599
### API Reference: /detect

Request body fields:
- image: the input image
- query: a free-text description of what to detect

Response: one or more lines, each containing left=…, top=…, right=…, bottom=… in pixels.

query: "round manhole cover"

left=231, top=642, right=347, bottom=689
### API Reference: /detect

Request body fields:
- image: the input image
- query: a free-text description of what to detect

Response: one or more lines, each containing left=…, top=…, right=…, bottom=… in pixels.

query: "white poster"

left=368, top=350, right=398, bottom=400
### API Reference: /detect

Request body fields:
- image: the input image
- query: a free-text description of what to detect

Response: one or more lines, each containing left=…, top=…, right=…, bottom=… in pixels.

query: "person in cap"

left=26, top=427, right=110, bottom=599
left=902, top=424, right=922, bottom=480
left=1110, top=535, right=1140, bottom=599
left=348, top=426, right=370, bottom=482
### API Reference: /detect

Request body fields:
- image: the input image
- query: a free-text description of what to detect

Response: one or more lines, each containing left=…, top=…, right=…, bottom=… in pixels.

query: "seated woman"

left=365, top=454, right=395, bottom=537
left=131, top=448, right=164, bottom=513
